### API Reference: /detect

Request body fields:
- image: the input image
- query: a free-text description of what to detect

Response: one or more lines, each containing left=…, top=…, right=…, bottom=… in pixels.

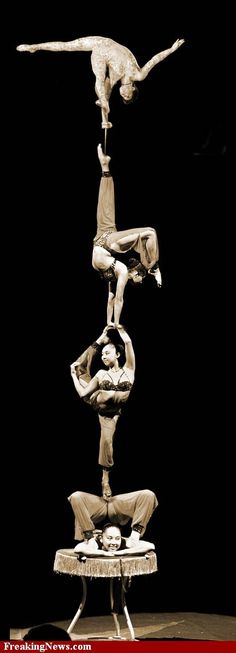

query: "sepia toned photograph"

left=7, top=3, right=234, bottom=650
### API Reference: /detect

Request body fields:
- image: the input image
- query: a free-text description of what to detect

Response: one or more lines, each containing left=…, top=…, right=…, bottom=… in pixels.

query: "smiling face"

left=128, top=269, right=143, bottom=284
left=101, top=525, right=122, bottom=551
left=101, top=343, right=119, bottom=367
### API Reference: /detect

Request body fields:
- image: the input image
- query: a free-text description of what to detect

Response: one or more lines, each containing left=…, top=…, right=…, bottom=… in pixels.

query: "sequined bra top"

left=99, top=369, right=133, bottom=392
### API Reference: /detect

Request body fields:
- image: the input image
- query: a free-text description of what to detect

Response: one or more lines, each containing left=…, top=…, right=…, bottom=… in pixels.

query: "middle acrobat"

left=93, top=143, right=161, bottom=328
left=70, top=144, right=161, bottom=500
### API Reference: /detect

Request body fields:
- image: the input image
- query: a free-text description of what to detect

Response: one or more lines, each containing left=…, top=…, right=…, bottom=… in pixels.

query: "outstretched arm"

left=135, top=38, right=185, bottom=81
left=74, top=540, right=155, bottom=557
left=113, top=540, right=155, bottom=555
left=117, top=327, right=135, bottom=371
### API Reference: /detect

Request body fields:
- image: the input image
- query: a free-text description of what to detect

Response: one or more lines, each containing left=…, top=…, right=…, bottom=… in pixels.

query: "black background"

left=9, top=1, right=234, bottom=630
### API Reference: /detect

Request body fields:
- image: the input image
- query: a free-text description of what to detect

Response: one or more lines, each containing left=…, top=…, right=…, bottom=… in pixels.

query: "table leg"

left=67, top=576, right=87, bottom=634
left=110, top=578, right=122, bottom=638
left=122, top=579, right=136, bottom=640
left=123, top=603, right=136, bottom=640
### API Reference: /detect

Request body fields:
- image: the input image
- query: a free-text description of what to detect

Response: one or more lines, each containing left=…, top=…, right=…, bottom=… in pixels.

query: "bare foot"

left=97, top=143, right=111, bottom=171
left=148, top=267, right=162, bottom=288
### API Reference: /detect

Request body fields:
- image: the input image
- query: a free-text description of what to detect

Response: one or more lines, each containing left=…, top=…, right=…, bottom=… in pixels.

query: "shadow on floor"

left=11, top=612, right=236, bottom=641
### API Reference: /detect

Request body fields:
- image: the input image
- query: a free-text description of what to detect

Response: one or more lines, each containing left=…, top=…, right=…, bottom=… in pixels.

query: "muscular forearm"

left=71, top=369, right=99, bottom=398
left=124, top=341, right=135, bottom=369
left=71, top=371, right=84, bottom=397
left=118, top=328, right=135, bottom=368
left=114, top=298, right=123, bottom=326
left=116, top=541, right=155, bottom=555
left=95, top=79, right=109, bottom=109
left=107, top=299, right=114, bottom=324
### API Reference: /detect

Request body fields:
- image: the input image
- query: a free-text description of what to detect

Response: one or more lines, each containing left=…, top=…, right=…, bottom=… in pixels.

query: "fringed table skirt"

left=53, top=548, right=157, bottom=640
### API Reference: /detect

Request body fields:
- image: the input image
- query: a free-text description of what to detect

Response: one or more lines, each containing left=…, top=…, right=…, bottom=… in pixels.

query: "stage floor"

left=10, top=612, right=236, bottom=641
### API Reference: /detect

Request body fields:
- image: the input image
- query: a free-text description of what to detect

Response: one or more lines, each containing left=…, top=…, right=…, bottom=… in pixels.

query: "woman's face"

left=102, top=526, right=122, bottom=551
left=101, top=344, right=119, bottom=366
left=128, top=269, right=143, bottom=284
left=119, top=84, right=134, bottom=102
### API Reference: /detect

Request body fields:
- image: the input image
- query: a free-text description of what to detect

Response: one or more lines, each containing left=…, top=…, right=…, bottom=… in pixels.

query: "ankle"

left=148, top=262, right=159, bottom=273
left=132, top=523, right=143, bottom=537
left=102, top=467, right=110, bottom=477
left=83, top=530, right=94, bottom=541
left=101, top=471, right=112, bottom=500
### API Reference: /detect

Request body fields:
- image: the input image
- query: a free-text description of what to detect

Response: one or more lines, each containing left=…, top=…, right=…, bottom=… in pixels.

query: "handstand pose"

left=93, top=143, right=162, bottom=327
left=17, top=35, right=185, bottom=127
left=70, top=325, right=135, bottom=500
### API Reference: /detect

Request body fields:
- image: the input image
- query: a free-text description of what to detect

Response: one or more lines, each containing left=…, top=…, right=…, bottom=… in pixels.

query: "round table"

left=54, top=548, right=157, bottom=640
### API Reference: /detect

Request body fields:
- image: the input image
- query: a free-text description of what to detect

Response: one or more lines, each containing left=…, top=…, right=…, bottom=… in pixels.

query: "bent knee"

left=68, top=491, right=83, bottom=505
left=147, top=227, right=157, bottom=237
left=143, top=489, right=158, bottom=504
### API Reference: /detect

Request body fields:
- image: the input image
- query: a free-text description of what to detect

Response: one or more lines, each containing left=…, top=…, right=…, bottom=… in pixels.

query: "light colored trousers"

left=68, top=489, right=158, bottom=541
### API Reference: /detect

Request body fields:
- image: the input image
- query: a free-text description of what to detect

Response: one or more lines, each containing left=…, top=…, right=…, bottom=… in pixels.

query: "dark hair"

left=115, top=342, right=125, bottom=357
left=102, top=341, right=125, bottom=368
left=127, top=258, right=147, bottom=284
left=99, top=268, right=115, bottom=282
left=102, top=341, right=124, bottom=358
left=122, top=84, right=139, bottom=105
left=23, top=624, right=71, bottom=641
left=102, top=522, right=121, bottom=534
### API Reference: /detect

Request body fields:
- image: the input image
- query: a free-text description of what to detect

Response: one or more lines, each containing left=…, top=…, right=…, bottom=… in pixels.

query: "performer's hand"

left=70, top=362, right=77, bottom=376
left=96, top=325, right=111, bottom=345
left=103, top=325, right=111, bottom=333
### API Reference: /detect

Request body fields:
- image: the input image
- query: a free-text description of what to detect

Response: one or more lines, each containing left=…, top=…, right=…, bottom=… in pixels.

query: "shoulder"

left=114, top=259, right=127, bottom=273
left=123, top=365, right=135, bottom=380
left=96, top=370, right=107, bottom=381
